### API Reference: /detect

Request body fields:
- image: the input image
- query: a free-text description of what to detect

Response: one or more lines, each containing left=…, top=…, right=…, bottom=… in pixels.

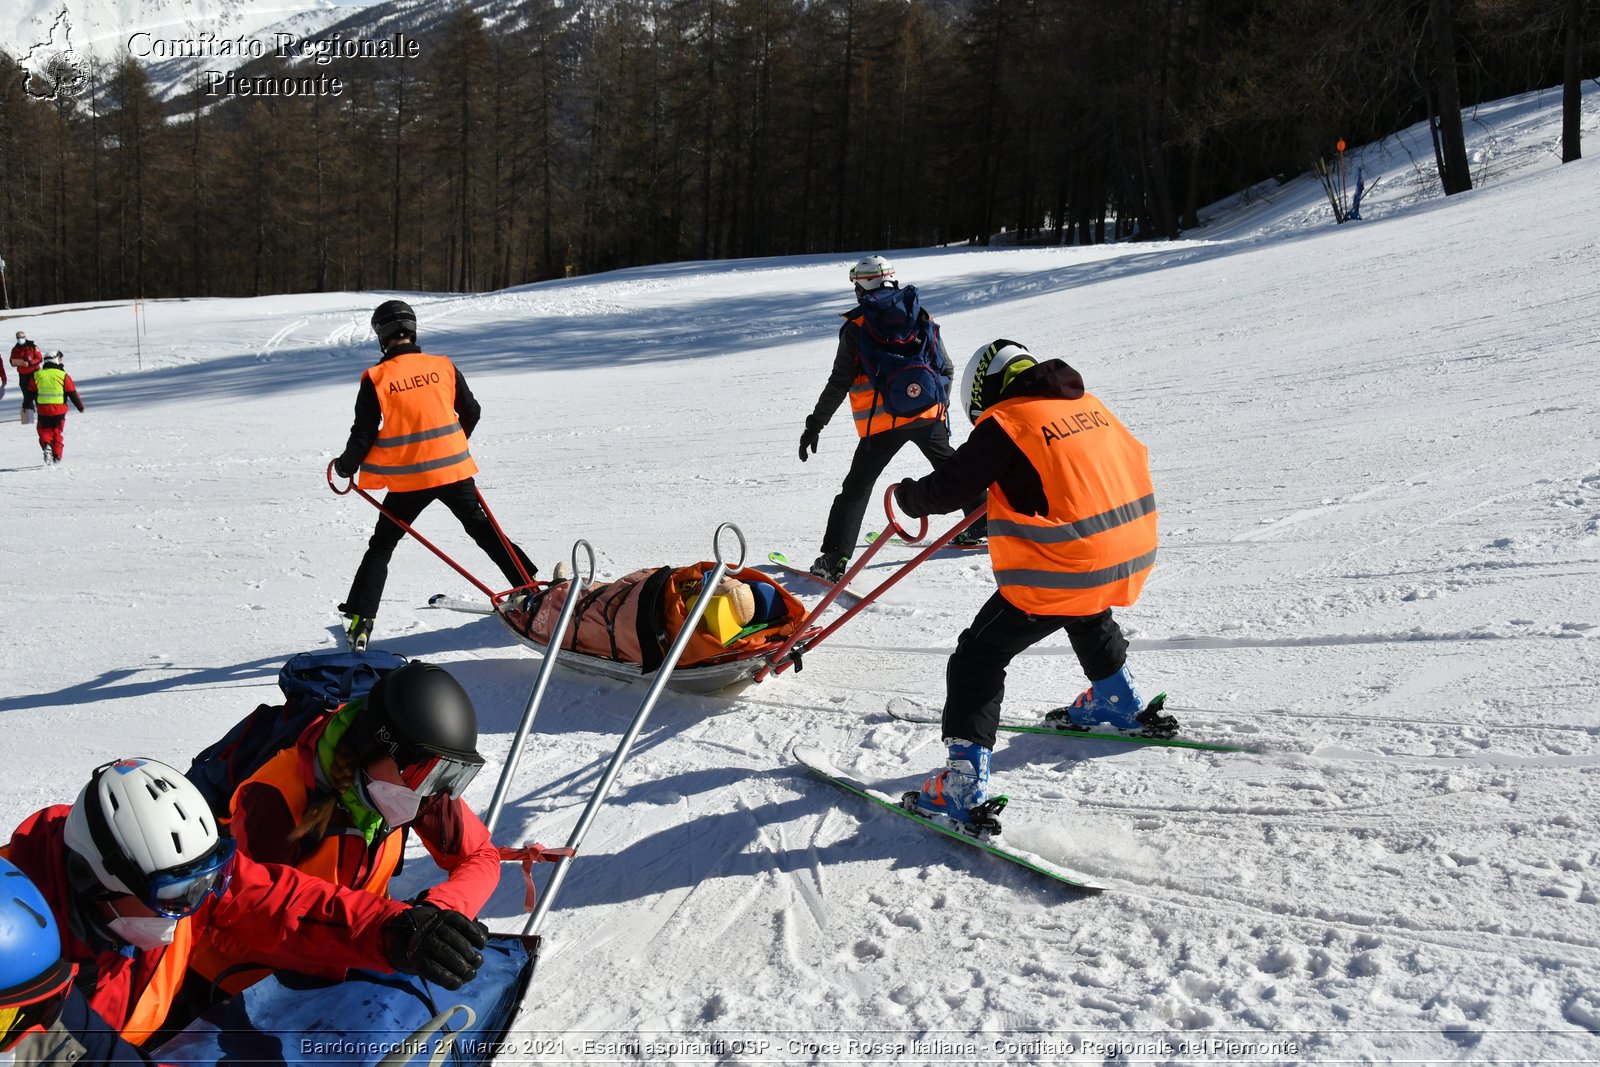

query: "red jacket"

left=228, top=718, right=501, bottom=917
left=10, top=341, right=41, bottom=378
left=4, top=806, right=406, bottom=1039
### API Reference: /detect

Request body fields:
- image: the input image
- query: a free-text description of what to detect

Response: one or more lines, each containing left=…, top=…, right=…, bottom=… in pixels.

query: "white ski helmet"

left=958, top=339, right=1037, bottom=425
left=848, top=255, right=896, bottom=291
left=63, top=758, right=230, bottom=911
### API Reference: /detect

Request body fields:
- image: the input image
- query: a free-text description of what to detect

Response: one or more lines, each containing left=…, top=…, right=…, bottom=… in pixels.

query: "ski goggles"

left=0, top=960, right=75, bottom=1052
left=143, top=836, right=237, bottom=918
left=397, top=753, right=482, bottom=799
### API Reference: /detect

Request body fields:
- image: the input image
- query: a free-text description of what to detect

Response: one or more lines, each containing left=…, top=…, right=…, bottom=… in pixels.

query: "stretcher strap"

left=497, top=844, right=577, bottom=912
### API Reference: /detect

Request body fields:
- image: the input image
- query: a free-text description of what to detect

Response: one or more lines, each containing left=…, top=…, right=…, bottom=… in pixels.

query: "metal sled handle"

left=483, top=538, right=596, bottom=837
left=713, top=521, right=747, bottom=570
left=375, top=1003, right=476, bottom=1067
left=569, top=538, right=598, bottom=582
left=523, top=526, right=735, bottom=939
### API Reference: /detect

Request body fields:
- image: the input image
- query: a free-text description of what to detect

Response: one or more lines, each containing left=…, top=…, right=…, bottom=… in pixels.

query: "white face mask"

left=108, top=914, right=179, bottom=950
left=365, top=777, right=424, bottom=828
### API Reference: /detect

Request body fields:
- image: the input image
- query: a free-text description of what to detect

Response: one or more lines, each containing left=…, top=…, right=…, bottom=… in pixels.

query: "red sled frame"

left=756, top=487, right=986, bottom=682
left=326, top=461, right=539, bottom=606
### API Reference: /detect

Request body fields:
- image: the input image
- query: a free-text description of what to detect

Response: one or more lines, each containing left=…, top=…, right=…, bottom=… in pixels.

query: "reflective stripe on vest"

left=357, top=352, right=478, bottom=492
left=984, top=393, right=1158, bottom=616
left=121, top=918, right=195, bottom=1045
left=189, top=746, right=401, bottom=991
left=32, top=367, right=66, bottom=407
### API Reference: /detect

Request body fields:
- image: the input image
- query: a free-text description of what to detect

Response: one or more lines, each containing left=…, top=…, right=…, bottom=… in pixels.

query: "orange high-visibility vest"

left=846, top=315, right=944, bottom=438
left=357, top=352, right=478, bottom=492
left=983, top=392, right=1158, bottom=616
left=121, top=919, right=195, bottom=1045
left=188, top=746, right=401, bottom=991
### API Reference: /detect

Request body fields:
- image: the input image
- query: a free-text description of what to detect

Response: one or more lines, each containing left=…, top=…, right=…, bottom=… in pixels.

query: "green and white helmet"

left=958, top=339, right=1037, bottom=425
left=848, top=255, right=896, bottom=291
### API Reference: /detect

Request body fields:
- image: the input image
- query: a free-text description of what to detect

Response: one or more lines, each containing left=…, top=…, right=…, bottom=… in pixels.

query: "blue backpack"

left=856, top=284, right=947, bottom=419
left=185, top=649, right=407, bottom=818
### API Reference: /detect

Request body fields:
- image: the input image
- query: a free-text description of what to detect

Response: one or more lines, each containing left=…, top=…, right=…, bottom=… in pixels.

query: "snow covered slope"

left=2, top=87, right=1597, bottom=1062
left=3, top=0, right=337, bottom=58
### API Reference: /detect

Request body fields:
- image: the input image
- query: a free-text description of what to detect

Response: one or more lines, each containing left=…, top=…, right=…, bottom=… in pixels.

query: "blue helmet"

left=0, top=857, right=72, bottom=1004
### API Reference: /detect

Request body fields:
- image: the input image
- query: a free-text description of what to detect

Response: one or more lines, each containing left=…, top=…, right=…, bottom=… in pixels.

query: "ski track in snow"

left=1, top=87, right=1598, bottom=1062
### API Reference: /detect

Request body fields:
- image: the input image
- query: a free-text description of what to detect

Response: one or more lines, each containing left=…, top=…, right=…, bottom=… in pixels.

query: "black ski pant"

left=819, top=420, right=984, bottom=559
left=941, top=592, right=1128, bottom=749
left=342, top=477, right=535, bottom=619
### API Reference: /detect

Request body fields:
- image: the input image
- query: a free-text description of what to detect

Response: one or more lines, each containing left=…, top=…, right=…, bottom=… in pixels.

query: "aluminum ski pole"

left=482, top=539, right=597, bottom=838
left=522, top=522, right=746, bottom=939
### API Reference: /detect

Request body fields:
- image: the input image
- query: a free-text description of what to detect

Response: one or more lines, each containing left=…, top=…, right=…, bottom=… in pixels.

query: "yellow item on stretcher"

left=685, top=578, right=760, bottom=644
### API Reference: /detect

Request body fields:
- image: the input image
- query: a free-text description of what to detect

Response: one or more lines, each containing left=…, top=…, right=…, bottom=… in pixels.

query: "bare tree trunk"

left=1562, top=0, right=1583, bottom=163
left=1429, top=0, right=1471, bottom=195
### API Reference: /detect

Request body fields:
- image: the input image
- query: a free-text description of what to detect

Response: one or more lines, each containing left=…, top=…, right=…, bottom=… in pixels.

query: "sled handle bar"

left=568, top=538, right=598, bottom=583
left=483, top=538, right=595, bottom=838
left=756, top=498, right=983, bottom=683
left=713, top=521, right=748, bottom=570
left=524, top=525, right=736, bottom=939
left=326, top=460, right=500, bottom=600
left=882, top=483, right=929, bottom=544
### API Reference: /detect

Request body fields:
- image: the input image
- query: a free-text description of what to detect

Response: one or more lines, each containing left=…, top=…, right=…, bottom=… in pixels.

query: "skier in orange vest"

left=334, top=300, right=537, bottom=650
left=893, top=340, right=1174, bottom=830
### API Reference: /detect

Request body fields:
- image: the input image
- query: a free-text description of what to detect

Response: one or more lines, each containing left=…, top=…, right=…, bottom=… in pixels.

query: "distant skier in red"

left=32, top=352, right=84, bottom=464
left=10, top=330, right=42, bottom=421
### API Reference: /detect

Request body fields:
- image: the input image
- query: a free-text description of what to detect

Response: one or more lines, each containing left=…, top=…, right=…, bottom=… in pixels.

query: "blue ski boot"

left=902, top=741, right=1005, bottom=836
left=1044, top=667, right=1178, bottom=737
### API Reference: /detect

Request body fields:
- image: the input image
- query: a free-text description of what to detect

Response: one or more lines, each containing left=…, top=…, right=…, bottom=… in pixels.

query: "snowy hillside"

left=2, top=87, right=1598, bottom=1063
left=3, top=0, right=337, bottom=58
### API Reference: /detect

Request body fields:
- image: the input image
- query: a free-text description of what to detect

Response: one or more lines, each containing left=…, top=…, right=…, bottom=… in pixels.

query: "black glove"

left=798, top=424, right=820, bottom=463
left=893, top=478, right=924, bottom=518
left=381, top=903, right=488, bottom=990
left=333, top=456, right=356, bottom=479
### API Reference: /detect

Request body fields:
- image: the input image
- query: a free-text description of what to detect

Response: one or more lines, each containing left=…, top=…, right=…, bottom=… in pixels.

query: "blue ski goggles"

left=143, top=836, right=237, bottom=918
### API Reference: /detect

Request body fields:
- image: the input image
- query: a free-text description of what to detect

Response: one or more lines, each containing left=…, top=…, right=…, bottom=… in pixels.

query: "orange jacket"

left=983, top=391, right=1157, bottom=616
left=356, top=351, right=478, bottom=492
left=191, top=717, right=499, bottom=989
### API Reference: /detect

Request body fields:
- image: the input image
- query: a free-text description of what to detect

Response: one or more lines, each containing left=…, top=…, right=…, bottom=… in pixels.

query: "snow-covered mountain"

left=3, top=0, right=342, bottom=58
left=2, top=88, right=1596, bottom=1061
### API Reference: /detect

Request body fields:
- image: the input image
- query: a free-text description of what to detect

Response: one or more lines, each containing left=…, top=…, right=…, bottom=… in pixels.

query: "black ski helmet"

left=370, top=300, right=417, bottom=345
left=356, top=661, right=483, bottom=767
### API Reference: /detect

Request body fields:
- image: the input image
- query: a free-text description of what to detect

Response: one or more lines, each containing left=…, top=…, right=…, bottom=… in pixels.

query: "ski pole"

left=327, top=461, right=499, bottom=600
left=522, top=522, right=746, bottom=940
left=482, top=539, right=597, bottom=838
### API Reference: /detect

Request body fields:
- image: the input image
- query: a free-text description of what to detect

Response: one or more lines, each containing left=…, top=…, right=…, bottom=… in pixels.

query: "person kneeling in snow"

left=3, top=758, right=488, bottom=1049
left=187, top=661, right=498, bottom=998
left=892, top=340, right=1174, bottom=830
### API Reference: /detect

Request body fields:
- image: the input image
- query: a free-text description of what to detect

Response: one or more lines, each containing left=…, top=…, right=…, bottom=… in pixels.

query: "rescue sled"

left=154, top=935, right=536, bottom=1067
left=495, top=559, right=810, bottom=695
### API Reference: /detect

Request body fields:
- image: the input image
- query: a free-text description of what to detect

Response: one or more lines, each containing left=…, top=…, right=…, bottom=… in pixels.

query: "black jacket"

left=806, top=304, right=954, bottom=432
left=894, top=359, right=1088, bottom=520
left=337, top=342, right=480, bottom=475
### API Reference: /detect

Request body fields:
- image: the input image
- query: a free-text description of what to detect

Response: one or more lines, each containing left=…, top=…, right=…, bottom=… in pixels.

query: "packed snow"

left=2, top=88, right=1597, bottom=1064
